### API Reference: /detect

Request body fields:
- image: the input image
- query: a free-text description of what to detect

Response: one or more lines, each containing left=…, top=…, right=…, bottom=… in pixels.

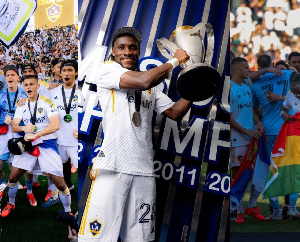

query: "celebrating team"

left=0, top=58, right=78, bottom=217
left=230, top=51, right=300, bottom=222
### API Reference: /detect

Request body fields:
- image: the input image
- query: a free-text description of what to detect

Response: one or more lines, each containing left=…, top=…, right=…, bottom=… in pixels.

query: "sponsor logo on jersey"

left=38, top=107, right=44, bottom=114
left=237, top=102, right=251, bottom=109
left=54, top=96, right=58, bottom=99
left=89, top=219, right=102, bottom=237
left=147, top=89, right=152, bottom=95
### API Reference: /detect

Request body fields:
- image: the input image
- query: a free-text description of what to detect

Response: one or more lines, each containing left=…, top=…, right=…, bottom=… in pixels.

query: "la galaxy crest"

left=89, top=219, right=102, bottom=237
left=46, top=3, right=61, bottom=23
left=72, top=94, right=78, bottom=102
left=38, top=107, right=43, bottom=114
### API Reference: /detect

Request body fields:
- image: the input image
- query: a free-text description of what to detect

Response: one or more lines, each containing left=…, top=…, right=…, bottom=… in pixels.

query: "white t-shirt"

left=49, top=85, right=78, bottom=146
left=14, top=95, right=59, bottom=140
left=283, top=93, right=300, bottom=113
left=93, top=61, right=174, bottom=176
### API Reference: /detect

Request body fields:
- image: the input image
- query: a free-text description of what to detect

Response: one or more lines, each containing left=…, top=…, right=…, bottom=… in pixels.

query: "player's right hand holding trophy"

left=157, top=22, right=222, bottom=102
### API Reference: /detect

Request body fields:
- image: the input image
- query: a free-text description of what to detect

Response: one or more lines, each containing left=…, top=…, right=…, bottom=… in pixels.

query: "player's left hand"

left=4, top=115, right=12, bottom=125
left=72, top=129, right=78, bottom=140
left=17, top=98, right=27, bottom=106
left=267, top=67, right=283, bottom=77
left=255, top=121, right=265, bottom=133
left=24, top=133, right=37, bottom=141
left=265, top=90, right=280, bottom=104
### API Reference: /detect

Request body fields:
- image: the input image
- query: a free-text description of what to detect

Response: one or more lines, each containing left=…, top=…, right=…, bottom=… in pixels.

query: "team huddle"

left=0, top=59, right=78, bottom=217
left=230, top=52, right=300, bottom=222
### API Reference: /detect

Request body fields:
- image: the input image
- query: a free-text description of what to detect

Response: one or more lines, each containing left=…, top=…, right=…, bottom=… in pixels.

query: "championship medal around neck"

left=62, top=85, right=76, bottom=123
left=132, top=111, right=142, bottom=127
left=33, top=126, right=37, bottom=134
left=64, top=114, right=72, bottom=123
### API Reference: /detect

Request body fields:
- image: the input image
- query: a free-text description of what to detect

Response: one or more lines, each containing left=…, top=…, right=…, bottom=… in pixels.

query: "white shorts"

left=230, top=145, right=249, bottom=168
left=79, top=169, right=156, bottom=242
left=57, top=144, right=78, bottom=168
left=12, top=147, right=63, bottom=177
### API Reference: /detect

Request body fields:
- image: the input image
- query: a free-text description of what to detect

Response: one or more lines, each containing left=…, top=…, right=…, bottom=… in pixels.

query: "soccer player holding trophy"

left=79, top=27, right=192, bottom=241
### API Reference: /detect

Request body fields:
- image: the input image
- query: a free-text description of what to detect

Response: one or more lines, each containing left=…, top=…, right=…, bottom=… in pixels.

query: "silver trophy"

left=156, top=22, right=221, bottom=102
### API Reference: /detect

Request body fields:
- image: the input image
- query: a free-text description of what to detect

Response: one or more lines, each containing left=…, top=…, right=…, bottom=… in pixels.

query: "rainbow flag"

left=263, top=113, right=300, bottom=199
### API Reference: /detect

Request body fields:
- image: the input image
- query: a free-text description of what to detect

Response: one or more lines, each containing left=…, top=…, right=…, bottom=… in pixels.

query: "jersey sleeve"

left=96, top=61, right=130, bottom=90
left=14, top=105, right=25, bottom=120
left=154, top=87, right=174, bottom=115
left=283, top=93, right=292, bottom=110
left=41, top=96, right=59, bottom=118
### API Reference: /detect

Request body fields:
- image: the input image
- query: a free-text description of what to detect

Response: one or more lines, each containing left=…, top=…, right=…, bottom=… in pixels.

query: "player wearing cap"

left=49, top=58, right=65, bottom=89
left=20, top=63, right=49, bottom=95
left=79, top=27, right=191, bottom=241
left=0, top=65, right=27, bottom=200
left=1, top=75, right=71, bottom=217
left=43, top=60, right=78, bottom=208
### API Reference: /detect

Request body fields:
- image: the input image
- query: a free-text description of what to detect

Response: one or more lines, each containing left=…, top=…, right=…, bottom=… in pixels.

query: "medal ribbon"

left=62, top=85, right=76, bottom=115
left=28, top=94, right=39, bottom=125
left=7, top=88, right=19, bottom=114
left=135, top=90, right=141, bottom=113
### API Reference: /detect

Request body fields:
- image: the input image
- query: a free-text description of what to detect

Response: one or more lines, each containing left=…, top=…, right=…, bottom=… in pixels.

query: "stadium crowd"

left=230, top=0, right=300, bottom=71
left=0, top=24, right=78, bottom=89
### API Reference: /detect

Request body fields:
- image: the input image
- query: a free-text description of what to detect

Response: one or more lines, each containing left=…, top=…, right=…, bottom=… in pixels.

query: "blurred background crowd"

left=230, top=0, right=300, bottom=71
left=0, top=24, right=78, bottom=85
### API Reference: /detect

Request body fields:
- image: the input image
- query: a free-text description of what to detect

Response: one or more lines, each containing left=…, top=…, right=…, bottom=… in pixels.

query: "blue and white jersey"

left=251, top=70, right=293, bottom=135
left=0, top=87, right=27, bottom=125
left=230, top=80, right=253, bottom=147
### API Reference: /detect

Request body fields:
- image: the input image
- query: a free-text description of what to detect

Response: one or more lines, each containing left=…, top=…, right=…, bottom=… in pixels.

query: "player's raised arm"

left=119, top=49, right=189, bottom=90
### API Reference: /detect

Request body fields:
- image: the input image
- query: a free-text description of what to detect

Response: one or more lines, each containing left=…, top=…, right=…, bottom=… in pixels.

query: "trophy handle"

left=156, top=37, right=179, bottom=60
left=190, top=22, right=214, bottom=65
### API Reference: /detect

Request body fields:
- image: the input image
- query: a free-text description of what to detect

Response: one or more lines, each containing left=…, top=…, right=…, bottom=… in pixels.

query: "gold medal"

left=132, top=111, right=142, bottom=127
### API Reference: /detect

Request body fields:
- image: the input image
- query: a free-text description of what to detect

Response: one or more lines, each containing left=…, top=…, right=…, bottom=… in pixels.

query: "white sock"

left=8, top=182, right=18, bottom=205
left=58, top=187, right=71, bottom=212
left=48, top=178, right=58, bottom=200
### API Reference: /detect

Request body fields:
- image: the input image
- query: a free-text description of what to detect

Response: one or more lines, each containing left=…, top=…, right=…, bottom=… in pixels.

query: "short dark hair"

left=112, top=27, right=142, bottom=47
left=288, top=52, right=300, bottom=63
left=23, top=74, right=38, bottom=82
left=60, top=59, right=78, bottom=73
left=3, top=65, right=18, bottom=76
left=230, top=57, right=247, bottom=75
left=275, top=60, right=290, bottom=70
left=257, top=55, right=272, bottom=69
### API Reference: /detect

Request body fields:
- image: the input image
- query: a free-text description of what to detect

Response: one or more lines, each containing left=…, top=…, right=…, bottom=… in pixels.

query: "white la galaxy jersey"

left=93, top=61, right=174, bottom=176
left=14, top=95, right=59, bottom=140
left=49, top=85, right=78, bottom=146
